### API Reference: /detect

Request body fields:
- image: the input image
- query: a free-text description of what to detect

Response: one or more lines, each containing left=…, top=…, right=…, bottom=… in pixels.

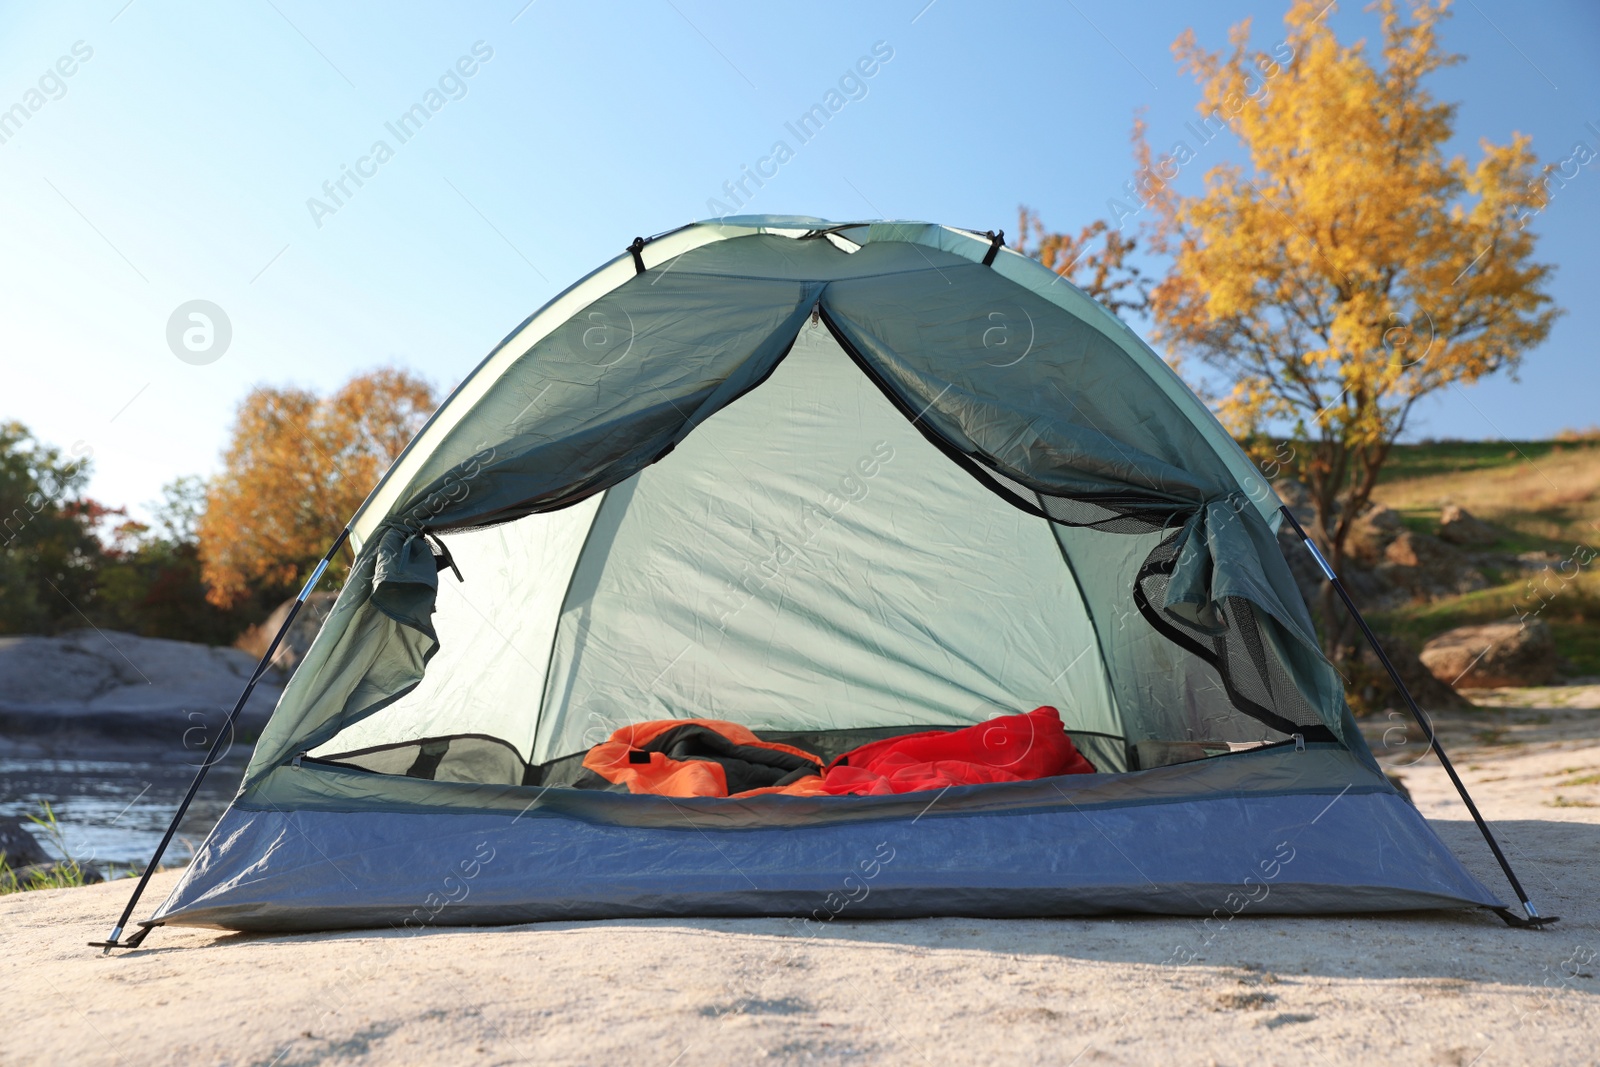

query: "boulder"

left=1383, top=529, right=1441, bottom=568
left=1356, top=633, right=1470, bottom=711
left=1272, top=478, right=1314, bottom=519
left=1346, top=503, right=1405, bottom=564
left=1377, top=530, right=1488, bottom=599
left=233, top=591, right=337, bottom=674
left=0, top=630, right=284, bottom=742
left=1419, top=618, right=1558, bottom=688
left=0, top=815, right=50, bottom=868
left=1437, top=504, right=1501, bottom=547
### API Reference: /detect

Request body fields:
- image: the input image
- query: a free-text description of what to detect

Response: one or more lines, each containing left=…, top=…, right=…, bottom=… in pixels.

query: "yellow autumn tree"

left=199, top=368, right=437, bottom=608
left=1143, top=0, right=1559, bottom=603
left=1011, top=208, right=1150, bottom=316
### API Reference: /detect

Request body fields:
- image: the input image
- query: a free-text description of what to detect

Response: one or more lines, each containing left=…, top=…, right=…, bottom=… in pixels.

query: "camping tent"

left=143, top=216, right=1503, bottom=933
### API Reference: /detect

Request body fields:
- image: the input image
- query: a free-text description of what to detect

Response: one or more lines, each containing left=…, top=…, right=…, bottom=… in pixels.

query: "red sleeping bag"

left=821, top=705, right=1095, bottom=796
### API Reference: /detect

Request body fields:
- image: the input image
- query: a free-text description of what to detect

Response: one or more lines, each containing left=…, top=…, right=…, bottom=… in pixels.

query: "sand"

left=4, top=690, right=1597, bottom=1066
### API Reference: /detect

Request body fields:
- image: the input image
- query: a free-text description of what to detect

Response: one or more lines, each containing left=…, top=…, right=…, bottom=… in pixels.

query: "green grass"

left=0, top=802, right=98, bottom=894
left=1371, top=572, right=1600, bottom=677
left=1384, top=505, right=1568, bottom=558
left=1369, top=439, right=1600, bottom=549
left=1375, top=439, right=1593, bottom=483
left=1357, top=437, right=1600, bottom=677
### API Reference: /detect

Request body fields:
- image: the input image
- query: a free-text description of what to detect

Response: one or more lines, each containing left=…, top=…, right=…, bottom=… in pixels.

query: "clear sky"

left=3, top=0, right=1595, bottom=521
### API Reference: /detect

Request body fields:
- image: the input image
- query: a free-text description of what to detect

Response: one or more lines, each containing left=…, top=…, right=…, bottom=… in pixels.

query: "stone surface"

left=1437, top=504, right=1502, bottom=547
left=1419, top=617, right=1559, bottom=688
left=0, top=815, right=49, bottom=867
left=233, top=591, right=337, bottom=672
left=1357, top=633, right=1471, bottom=711
left=0, top=630, right=283, bottom=740
left=1346, top=503, right=1405, bottom=564
left=9, top=703, right=1600, bottom=1067
left=1376, top=530, right=1488, bottom=600
left=1271, top=477, right=1314, bottom=521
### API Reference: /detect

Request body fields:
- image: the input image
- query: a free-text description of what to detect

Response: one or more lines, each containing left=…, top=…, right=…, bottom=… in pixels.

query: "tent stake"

left=1278, top=506, right=1555, bottom=929
left=90, top=530, right=350, bottom=953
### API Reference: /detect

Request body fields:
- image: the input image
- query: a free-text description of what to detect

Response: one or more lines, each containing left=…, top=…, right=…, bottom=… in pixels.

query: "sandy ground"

left=4, top=690, right=1597, bottom=1066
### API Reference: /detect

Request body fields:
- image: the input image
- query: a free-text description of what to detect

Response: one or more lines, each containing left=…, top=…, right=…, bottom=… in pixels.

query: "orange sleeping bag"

left=579, top=708, right=1095, bottom=799
left=580, top=719, right=828, bottom=798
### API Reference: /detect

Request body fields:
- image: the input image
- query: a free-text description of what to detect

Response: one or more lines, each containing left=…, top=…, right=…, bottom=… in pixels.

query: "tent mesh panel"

left=921, top=452, right=1331, bottom=742
left=815, top=307, right=1335, bottom=744
left=1033, top=491, right=1189, bottom=536
left=1131, top=530, right=1334, bottom=740
left=964, top=480, right=1329, bottom=742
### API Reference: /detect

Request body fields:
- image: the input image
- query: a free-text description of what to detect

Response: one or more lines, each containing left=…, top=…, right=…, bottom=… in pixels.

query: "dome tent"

left=105, top=216, right=1522, bottom=940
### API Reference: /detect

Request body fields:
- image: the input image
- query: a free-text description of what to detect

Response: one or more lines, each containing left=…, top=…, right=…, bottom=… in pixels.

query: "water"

left=0, top=753, right=246, bottom=873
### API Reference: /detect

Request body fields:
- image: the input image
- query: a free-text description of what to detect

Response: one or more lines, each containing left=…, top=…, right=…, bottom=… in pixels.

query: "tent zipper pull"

left=1293, top=733, right=1305, bottom=752
left=292, top=752, right=304, bottom=768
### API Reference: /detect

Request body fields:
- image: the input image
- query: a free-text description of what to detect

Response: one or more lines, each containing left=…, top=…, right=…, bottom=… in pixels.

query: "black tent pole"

left=1278, top=506, right=1554, bottom=929
left=90, top=529, right=350, bottom=952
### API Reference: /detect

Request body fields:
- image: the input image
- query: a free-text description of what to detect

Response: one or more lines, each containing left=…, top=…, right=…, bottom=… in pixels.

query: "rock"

left=0, top=815, right=50, bottom=868
left=1356, top=632, right=1470, bottom=711
left=1377, top=530, right=1489, bottom=599
left=1384, top=530, right=1440, bottom=568
left=0, top=630, right=284, bottom=743
left=1419, top=618, right=1558, bottom=688
left=1347, top=504, right=1405, bottom=564
left=1360, top=503, right=1405, bottom=534
left=233, top=591, right=337, bottom=674
left=1340, top=564, right=1412, bottom=612
left=0, top=635, right=131, bottom=706
left=1437, top=505, right=1501, bottom=547
left=1272, top=478, right=1313, bottom=517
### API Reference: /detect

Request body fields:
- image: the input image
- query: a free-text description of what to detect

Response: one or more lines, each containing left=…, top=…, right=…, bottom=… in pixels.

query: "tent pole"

left=1277, top=506, right=1555, bottom=929
left=90, top=529, right=350, bottom=953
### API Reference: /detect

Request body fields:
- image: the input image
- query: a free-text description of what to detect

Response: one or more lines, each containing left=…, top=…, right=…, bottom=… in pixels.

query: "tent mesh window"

left=968, top=466, right=1325, bottom=743
left=1130, top=529, right=1331, bottom=740
left=1031, top=490, right=1189, bottom=536
left=310, top=735, right=527, bottom=785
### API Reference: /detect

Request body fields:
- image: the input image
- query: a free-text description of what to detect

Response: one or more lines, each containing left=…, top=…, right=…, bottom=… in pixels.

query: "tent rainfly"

left=96, top=217, right=1554, bottom=948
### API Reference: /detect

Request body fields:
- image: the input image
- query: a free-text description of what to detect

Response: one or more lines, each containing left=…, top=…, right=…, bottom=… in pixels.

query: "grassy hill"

left=1368, top=437, right=1600, bottom=677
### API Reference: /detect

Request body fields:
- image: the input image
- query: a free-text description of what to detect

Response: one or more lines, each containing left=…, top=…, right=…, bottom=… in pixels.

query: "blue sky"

left=2, top=0, right=1596, bottom=521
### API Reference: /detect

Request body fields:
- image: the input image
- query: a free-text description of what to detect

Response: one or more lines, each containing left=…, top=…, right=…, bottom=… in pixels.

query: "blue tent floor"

left=153, top=773, right=1499, bottom=932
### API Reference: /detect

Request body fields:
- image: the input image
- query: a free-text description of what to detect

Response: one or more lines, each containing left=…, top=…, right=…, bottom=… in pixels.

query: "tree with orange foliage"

left=1139, top=0, right=1559, bottom=644
left=1011, top=208, right=1150, bottom=316
left=199, top=369, right=437, bottom=608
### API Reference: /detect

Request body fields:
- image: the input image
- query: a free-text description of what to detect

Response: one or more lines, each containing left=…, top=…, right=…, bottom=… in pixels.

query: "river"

left=0, top=751, right=246, bottom=873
